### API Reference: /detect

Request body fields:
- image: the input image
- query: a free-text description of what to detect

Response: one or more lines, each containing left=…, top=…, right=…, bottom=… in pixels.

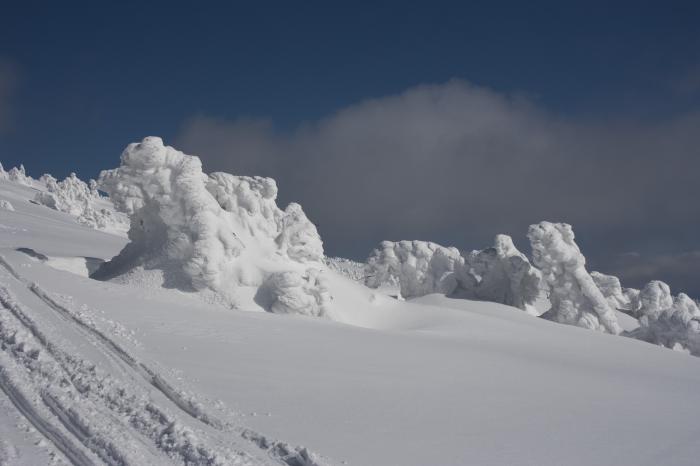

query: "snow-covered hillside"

left=2, top=141, right=700, bottom=466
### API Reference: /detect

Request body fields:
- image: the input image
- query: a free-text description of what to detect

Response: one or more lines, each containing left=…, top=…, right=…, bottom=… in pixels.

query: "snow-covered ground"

left=2, top=151, right=700, bottom=465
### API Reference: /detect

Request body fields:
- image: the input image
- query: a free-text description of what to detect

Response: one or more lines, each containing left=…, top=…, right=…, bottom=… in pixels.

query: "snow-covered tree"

left=95, top=136, right=327, bottom=315
left=365, top=240, right=463, bottom=299
left=527, top=222, right=621, bottom=334
left=590, top=271, right=640, bottom=314
left=455, top=234, right=541, bottom=313
left=628, top=281, right=700, bottom=355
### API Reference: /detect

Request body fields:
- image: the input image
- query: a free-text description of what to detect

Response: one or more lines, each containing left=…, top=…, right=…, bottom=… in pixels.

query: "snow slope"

left=2, top=174, right=700, bottom=466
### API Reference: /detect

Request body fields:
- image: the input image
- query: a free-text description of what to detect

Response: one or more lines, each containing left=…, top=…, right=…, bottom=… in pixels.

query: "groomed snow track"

left=0, top=253, right=332, bottom=466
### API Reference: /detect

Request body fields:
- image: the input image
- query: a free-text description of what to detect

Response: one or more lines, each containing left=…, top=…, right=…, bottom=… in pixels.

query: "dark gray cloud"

left=176, top=80, right=700, bottom=295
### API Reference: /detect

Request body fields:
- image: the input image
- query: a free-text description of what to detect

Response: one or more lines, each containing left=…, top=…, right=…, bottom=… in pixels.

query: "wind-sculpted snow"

left=455, top=235, right=541, bottom=313
left=365, top=236, right=541, bottom=311
left=33, top=172, right=127, bottom=232
left=590, top=271, right=640, bottom=313
left=0, top=199, right=14, bottom=211
left=528, top=222, right=622, bottom=334
left=0, top=162, right=32, bottom=185
left=623, top=281, right=700, bottom=354
left=324, top=257, right=366, bottom=282
left=96, top=137, right=327, bottom=315
left=365, top=240, right=462, bottom=299
left=256, top=269, right=332, bottom=317
left=628, top=281, right=700, bottom=355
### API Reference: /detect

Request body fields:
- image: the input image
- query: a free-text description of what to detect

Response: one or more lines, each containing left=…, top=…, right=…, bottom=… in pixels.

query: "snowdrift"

left=93, top=137, right=329, bottom=315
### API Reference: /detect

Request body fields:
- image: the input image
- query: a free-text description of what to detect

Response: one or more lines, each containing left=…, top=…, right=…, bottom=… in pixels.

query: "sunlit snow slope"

left=1, top=176, right=700, bottom=466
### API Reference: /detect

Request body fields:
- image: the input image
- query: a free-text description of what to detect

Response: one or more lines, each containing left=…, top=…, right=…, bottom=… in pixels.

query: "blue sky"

left=2, top=1, right=700, bottom=293
left=2, top=1, right=699, bottom=177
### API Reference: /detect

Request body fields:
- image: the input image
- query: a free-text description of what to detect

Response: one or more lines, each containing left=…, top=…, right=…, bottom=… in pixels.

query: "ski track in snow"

left=0, top=254, right=332, bottom=466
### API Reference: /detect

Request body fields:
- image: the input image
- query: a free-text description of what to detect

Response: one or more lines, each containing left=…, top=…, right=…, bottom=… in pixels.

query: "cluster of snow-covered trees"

left=3, top=137, right=699, bottom=355
left=364, top=221, right=700, bottom=355
left=365, top=235, right=542, bottom=314
left=0, top=161, right=127, bottom=231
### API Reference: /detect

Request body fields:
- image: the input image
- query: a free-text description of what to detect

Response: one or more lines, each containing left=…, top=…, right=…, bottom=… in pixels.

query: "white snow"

left=365, top=240, right=462, bottom=298
left=365, top=235, right=541, bottom=312
left=0, top=199, right=14, bottom=211
left=95, top=137, right=327, bottom=315
left=3, top=147, right=700, bottom=465
left=528, top=221, right=622, bottom=334
left=629, top=281, right=700, bottom=355
left=455, top=234, right=541, bottom=313
left=33, top=172, right=128, bottom=234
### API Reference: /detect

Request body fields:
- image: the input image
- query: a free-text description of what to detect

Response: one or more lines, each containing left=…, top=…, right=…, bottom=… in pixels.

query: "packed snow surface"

left=3, top=146, right=700, bottom=465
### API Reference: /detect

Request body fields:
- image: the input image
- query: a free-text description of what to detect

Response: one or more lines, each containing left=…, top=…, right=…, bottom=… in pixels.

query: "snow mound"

left=528, top=222, right=621, bottom=334
left=95, top=137, right=327, bottom=314
left=256, top=269, right=332, bottom=317
left=33, top=172, right=127, bottom=231
left=0, top=199, right=14, bottom=211
left=628, top=281, right=700, bottom=355
left=455, top=234, right=541, bottom=313
left=365, top=240, right=462, bottom=299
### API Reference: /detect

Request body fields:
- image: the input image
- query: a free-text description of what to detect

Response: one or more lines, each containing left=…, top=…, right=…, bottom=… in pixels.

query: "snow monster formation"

left=455, top=234, right=541, bottom=313
left=365, top=240, right=463, bottom=299
left=627, top=281, right=700, bottom=355
left=527, top=222, right=622, bottom=334
left=94, top=136, right=330, bottom=316
left=590, top=271, right=639, bottom=313
left=364, top=235, right=541, bottom=311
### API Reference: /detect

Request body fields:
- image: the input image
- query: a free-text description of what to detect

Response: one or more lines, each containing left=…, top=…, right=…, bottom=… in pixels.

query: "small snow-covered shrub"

left=96, top=137, right=327, bottom=315
left=0, top=199, right=14, bottom=211
left=528, top=222, right=621, bottom=334
left=455, top=234, right=541, bottom=313
left=628, top=283, right=700, bottom=355
left=324, top=257, right=366, bottom=282
left=365, top=240, right=463, bottom=299
left=0, top=162, right=33, bottom=185
left=32, top=172, right=125, bottom=231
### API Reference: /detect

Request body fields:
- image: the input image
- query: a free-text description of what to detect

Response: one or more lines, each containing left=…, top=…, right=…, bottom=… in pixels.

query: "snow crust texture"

left=528, top=222, right=622, bottom=334
left=95, top=137, right=327, bottom=314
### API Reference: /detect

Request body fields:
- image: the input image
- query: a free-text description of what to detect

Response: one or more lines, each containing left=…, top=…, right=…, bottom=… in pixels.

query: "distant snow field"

left=1, top=139, right=700, bottom=466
